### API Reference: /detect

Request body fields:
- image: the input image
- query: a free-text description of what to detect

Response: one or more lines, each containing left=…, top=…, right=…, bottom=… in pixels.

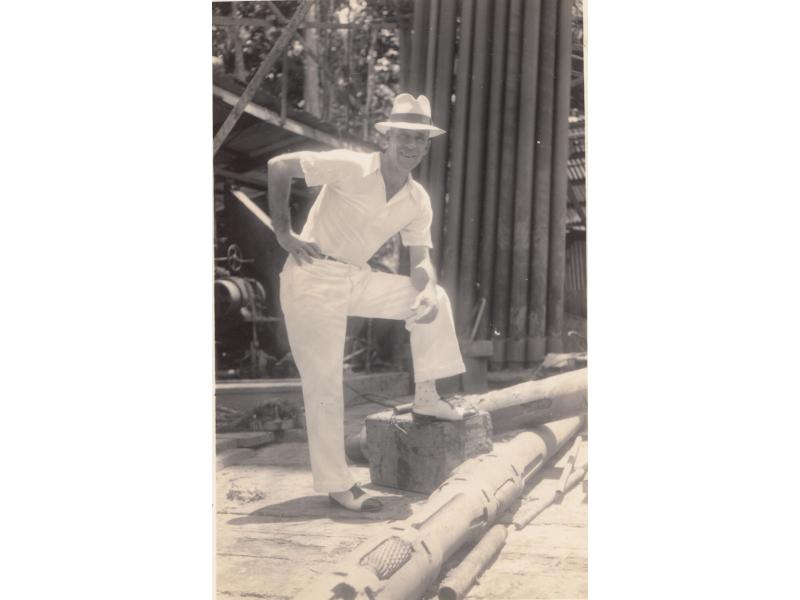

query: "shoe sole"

left=328, top=496, right=383, bottom=512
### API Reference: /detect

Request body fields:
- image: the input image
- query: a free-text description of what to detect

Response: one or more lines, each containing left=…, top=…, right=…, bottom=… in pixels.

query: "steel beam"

left=212, top=0, right=312, bottom=155
left=213, top=85, right=372, bottom=152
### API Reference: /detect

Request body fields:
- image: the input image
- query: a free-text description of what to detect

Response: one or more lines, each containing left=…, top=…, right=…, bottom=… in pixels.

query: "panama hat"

left=374, top=93, right=446, bottom=137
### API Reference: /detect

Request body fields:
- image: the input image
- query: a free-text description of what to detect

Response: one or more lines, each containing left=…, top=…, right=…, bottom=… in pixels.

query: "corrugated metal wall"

left=565, top=236, right=586, bottom=317
left=409, top=0, right=575, bottom=368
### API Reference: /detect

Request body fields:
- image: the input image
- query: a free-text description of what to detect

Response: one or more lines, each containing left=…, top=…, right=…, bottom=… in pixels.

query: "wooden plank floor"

left=215, top=397, right=587, bottom=600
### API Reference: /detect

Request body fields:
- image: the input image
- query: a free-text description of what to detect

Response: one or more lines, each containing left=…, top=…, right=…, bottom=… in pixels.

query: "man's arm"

left=408, top=245, right=439, bottom=324
left=267, top=154, right=323, bottom=264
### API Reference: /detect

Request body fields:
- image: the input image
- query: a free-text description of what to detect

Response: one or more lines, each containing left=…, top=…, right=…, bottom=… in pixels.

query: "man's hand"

left=410, top=284, right=439, bottom=324
left=275, top=230, right=324, bottom=265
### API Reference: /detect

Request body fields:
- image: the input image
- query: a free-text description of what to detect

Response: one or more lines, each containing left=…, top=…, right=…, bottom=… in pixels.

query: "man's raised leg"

left=349, top=270, right=469, bottom=419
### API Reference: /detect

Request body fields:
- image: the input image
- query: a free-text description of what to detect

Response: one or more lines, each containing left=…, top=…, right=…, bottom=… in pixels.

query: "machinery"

left=214, top=242, right=281, bottom=379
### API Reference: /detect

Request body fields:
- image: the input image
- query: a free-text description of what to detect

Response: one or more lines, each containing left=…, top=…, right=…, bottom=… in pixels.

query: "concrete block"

left=365, top=410, right=493, bottom=494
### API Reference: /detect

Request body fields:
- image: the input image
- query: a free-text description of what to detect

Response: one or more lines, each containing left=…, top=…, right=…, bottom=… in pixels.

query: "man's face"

left=385, top=128, right=431, bottom=172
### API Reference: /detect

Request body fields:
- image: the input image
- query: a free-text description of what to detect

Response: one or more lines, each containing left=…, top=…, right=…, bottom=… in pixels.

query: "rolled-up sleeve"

left=298, top=149, right=361, bottom=187
left=400, top=191, right=434, bottom=248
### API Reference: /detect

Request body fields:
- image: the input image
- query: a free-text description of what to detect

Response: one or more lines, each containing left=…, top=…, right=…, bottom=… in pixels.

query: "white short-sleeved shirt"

left=296, top=149, right=434, bottom=265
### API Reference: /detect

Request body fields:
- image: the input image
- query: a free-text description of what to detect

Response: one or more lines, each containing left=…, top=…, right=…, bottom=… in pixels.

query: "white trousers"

left=279, top=258, right=466, bottom=493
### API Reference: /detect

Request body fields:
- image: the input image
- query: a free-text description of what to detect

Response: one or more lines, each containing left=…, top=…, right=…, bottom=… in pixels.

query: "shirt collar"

left=362, top=152, right=382, bottom=177
left=364, top=152, right=419, bottom=198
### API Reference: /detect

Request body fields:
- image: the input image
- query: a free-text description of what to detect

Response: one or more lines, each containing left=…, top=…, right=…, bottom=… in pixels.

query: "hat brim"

left=374, top=121, right=446, bottom=138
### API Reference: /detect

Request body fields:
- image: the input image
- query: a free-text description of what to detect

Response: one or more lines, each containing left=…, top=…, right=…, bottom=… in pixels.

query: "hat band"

left=387, top=112, right=432, bottom=125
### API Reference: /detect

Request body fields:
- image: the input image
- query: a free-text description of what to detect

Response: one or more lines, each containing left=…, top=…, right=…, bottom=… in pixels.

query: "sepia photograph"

left=7, top=2, right=800, bottom=600
left=212, top=1, right=587, bottom=597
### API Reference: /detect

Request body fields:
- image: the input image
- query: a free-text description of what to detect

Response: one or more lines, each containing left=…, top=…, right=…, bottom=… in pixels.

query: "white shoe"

left=328, top=484, right=383, bottom=512
left=412, top=396, right=475, bottom=421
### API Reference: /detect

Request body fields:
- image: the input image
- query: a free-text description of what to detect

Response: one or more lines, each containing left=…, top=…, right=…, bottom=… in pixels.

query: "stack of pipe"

left=344, top=368, right=588, bottom=463
left=293, top=416, right=584, bottom=600
left=407, top=0, right=576, bottom=366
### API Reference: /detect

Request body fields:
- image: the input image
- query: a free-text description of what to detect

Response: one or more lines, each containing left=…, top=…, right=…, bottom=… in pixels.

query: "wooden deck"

left=215, top=398, right=587, bottom=600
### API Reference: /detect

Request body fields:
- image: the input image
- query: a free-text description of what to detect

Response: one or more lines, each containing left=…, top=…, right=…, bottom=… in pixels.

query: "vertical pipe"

left=441, top=0, right=476, bottom=312
left=547, top=0, right=572, bottom=352
left=423, top=0, right=440, bottom=100
left=424, top=0, right=458, bottom=269
left=457, top=0, right=493, bottom=328
left=527, top=0, right=559, bottom=363
left=476, top=0, right=510, bottom=341
left=410, top=0, right=429, bottom=96
left=419, top=0, right=440, bottom=188
left=508, top=0, right=542, bottom=368
left=489, top=0, right=523, bottom=369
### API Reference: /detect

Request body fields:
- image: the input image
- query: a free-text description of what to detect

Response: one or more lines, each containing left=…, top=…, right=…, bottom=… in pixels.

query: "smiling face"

left=383, top=128, right=431, bottom=173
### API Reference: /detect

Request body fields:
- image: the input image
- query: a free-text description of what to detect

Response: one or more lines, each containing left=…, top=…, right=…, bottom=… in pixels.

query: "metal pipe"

left=231, top=190, right=274, bottom=232
left=512, top=464, right=587, bottom=529
left=457, top=0, right=493, bottom=329
left=547, top=0, right=572, bottom=353
left=293, top=418, right=584, bottom=600
left=508, top=0, right=543, bottom=367
left=423, top=0, right=440, bottom=100
left=360, top=369, right=587, bottom=462
left=473, top=367, right=587, bottom=434
left=419, top=0, right=440, bottom=188
left=438, top=524, right=508, bottom=600
left=527, top=0, right=559, bottom=363
left=424, top=0, right=458, bottom=267
left=475, top=0, right=510, bottom=341
left=489, top=0, right=523, bottom=369
left=410, top=0, right=429, bottom=96
left=440, top=0, right=476, bottom=310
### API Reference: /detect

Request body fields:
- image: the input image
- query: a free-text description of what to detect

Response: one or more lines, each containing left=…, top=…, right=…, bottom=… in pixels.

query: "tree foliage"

left=212, top=1, right=412, bottom=140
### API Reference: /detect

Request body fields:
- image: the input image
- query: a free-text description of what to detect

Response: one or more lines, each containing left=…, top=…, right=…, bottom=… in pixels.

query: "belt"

left=320, top=254, right=347, bottom=264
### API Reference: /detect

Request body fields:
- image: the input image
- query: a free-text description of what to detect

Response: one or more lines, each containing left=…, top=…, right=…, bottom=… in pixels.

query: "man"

left=267, top=94, right=470, bottom=512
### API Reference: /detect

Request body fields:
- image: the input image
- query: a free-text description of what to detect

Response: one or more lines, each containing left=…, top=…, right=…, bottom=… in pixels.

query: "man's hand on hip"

left=276, top=230, right=324, bottom=265
left=410, top=284, right=439, bottom=324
